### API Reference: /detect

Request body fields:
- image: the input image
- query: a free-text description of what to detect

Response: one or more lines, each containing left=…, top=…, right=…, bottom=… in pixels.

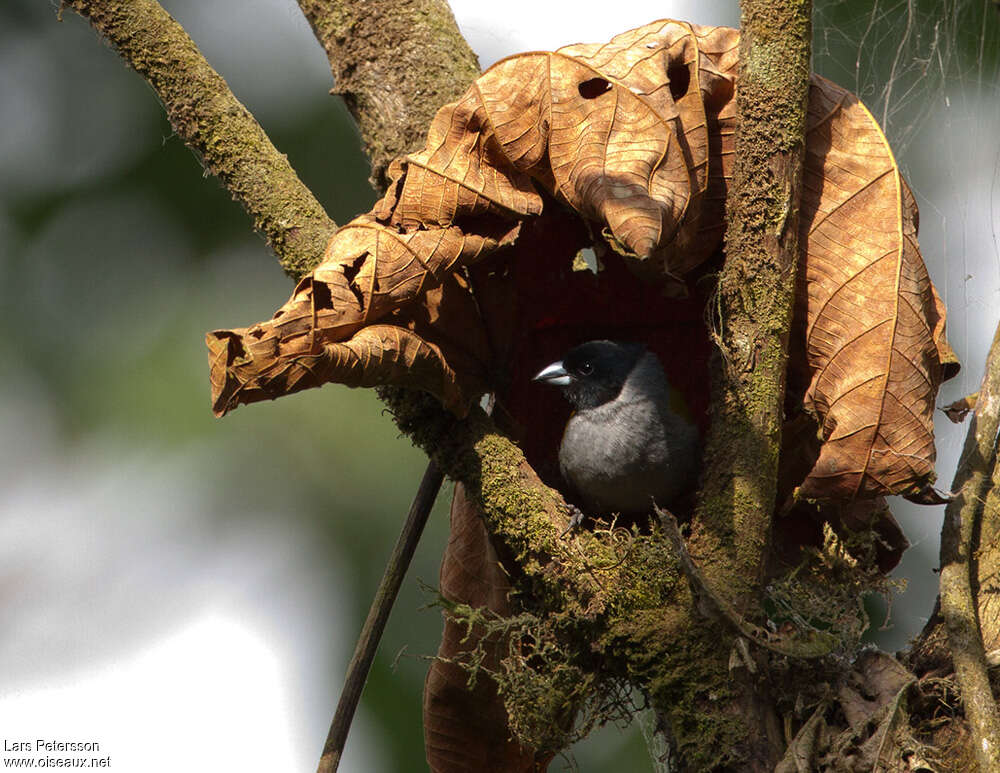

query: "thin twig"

left=939, top=321, right=1000, bottom=771
left=317, top=460, right=444, bottom=773
left=658, top=508, right=836, bottom=659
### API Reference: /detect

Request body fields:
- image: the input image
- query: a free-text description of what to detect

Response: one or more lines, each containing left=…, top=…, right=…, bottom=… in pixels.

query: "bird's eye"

left=579, top=361, right=594, bottom=375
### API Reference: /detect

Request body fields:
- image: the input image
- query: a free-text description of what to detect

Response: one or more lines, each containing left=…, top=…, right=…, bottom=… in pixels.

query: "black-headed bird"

left=534, top=340, right=700, bottom=527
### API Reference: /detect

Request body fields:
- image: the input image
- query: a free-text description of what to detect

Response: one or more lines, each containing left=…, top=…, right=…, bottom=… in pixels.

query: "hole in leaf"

left=311, top=278, right=334, bottom=311
left=341, top=254, right=367, bottom=309
left=571, top=247, right=601, bottom=274
left=667, top=63, right=690, bottom=102
left=578, top=77, right=612, bottom=99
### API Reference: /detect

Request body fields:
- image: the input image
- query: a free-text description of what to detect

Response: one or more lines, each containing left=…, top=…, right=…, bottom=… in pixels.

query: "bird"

left=533, top=340, right=700, bottom=529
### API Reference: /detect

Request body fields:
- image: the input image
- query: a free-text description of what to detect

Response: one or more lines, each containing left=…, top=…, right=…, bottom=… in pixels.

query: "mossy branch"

left=294, top=0, right=481, bottom=190
left=679, top=0, right=813, bottom=767
left=695, top=0, right=812, bottom=609
left=60, top=0, right=337, bottom=279
left=376, top=387, right=844, bottom=769
left=376, top=388, right=686, bottom=619
left=939, top=321, right=1000, bottom=771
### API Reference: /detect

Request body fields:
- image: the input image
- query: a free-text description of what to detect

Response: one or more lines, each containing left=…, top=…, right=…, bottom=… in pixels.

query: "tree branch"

left=694, top=0, right=812, bottom=609
left=60, top=5, right=479, bottom=768
left=376, top=389, right=689, bottom=633
left=286, top=7, right=484, bottom=767
left=940, top=321, right=1000, bottom=771
left=681, top=1, right=812, bottom=768
left=59, top=0, right=337, bottom=279
left=294, top=0, right=481, bottom=190
left=374, top=387, right=811, bottom=770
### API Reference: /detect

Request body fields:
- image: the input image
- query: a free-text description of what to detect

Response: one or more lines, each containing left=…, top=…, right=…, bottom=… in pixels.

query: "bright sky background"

left=449, top=0, right=738, bottom=67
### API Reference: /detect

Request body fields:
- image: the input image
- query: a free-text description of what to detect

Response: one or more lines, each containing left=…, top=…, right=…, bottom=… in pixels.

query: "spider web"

left=815, top=0, right=998, bottom=151
left=813, top=0, right=1000, bottom=651
left=814, top=0, right=1000, bottom=413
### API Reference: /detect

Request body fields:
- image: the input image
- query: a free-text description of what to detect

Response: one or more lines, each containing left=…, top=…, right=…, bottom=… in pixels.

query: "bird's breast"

left=558, top=399, right=696, bottom=516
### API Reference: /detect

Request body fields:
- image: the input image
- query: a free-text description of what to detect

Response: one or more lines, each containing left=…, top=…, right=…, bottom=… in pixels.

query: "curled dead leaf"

left=423, top=484, right=548, bottom=772
left=791, top=76, right=958, bottom=501
left=209, top=19, right=956, bottom=507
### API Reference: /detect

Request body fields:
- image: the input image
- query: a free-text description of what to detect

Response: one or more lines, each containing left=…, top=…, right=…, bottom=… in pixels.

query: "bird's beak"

left=533, top=360, right=572, bottom=386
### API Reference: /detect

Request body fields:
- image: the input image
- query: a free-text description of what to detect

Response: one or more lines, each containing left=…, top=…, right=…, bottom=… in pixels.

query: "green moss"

left=611, top=616, right=746, bottom=770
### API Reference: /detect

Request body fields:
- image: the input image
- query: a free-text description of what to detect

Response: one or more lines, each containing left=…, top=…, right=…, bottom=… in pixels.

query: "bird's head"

left=533, top=340, right=646, bottom=410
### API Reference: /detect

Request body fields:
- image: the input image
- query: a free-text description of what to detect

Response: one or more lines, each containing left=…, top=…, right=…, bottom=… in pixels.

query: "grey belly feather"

left=558, top=393, right=699, bottom=517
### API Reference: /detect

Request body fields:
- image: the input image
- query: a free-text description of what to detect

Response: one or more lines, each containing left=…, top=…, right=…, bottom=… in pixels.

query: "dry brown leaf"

left=792, top=75, right=956, bottom=501
left=209, top=19, right=956, bottom=506
left=423, top=484, right=548, bottom=772
left=942, top=392, right=977, bottom=423
left=208, top=221, right=500, bottom=415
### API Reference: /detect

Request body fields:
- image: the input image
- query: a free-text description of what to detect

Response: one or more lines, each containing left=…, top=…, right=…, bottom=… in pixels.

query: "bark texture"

left=939, top=323, right=1000, bottom=770
left=695, top=0, right=812, bottom=611
left=681, top=0, right=813, bottom=767
left=295, top=0, right=481, bottom=190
